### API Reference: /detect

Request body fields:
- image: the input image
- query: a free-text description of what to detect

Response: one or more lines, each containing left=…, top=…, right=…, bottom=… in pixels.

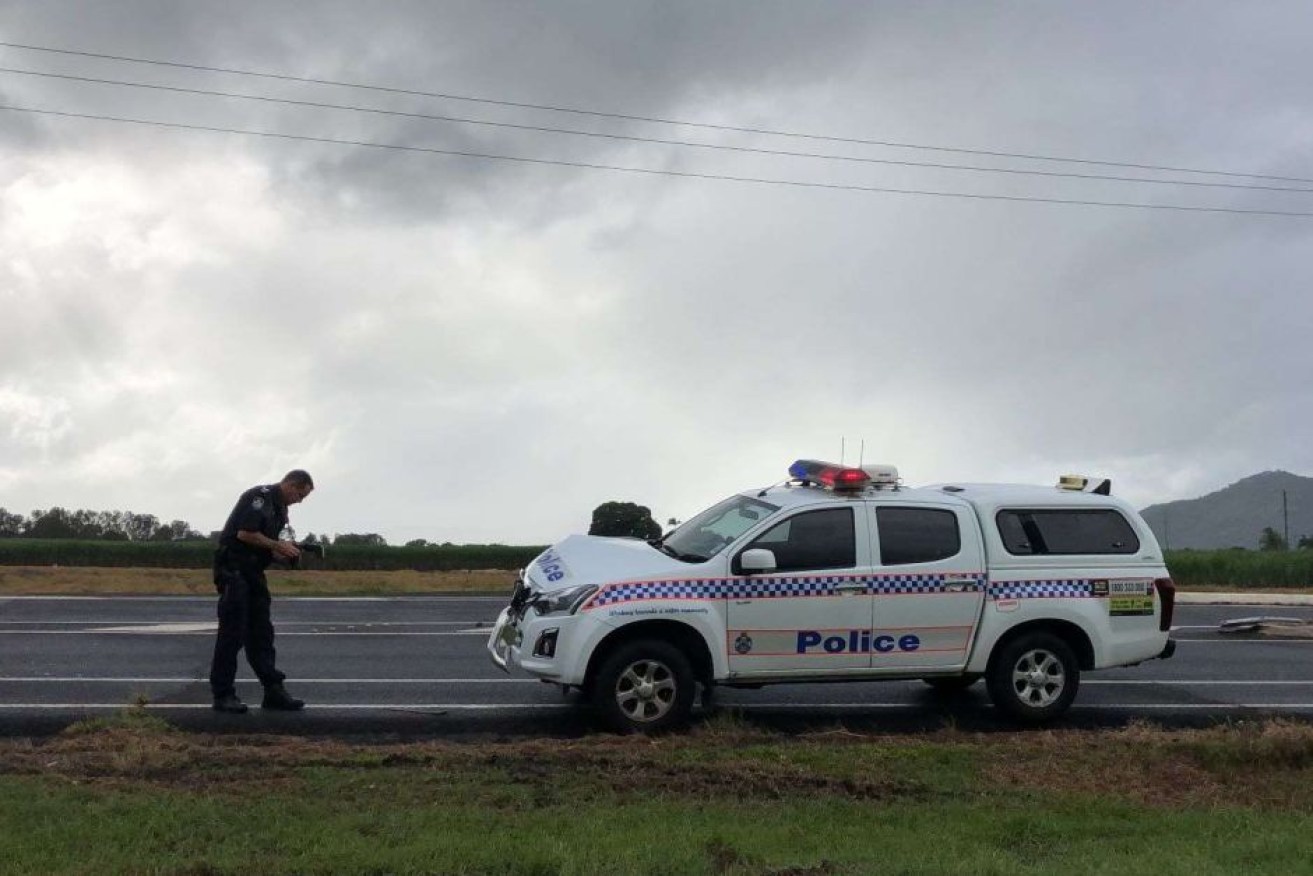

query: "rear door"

left=726, top=505, right=875, bottom=676
left=865, top=501, right=985, bottom=672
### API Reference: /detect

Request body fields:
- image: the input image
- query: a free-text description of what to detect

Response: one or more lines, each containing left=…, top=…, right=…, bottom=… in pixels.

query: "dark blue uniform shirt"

left=217, top=484, right=288, bottom=569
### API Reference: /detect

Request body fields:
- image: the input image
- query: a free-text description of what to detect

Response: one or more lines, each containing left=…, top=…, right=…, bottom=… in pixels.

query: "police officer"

left=209, top=469, right=315, bottom=714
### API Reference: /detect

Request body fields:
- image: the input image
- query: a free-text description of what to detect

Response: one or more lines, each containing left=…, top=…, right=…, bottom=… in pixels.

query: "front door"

left=726, top=506, right=875, bottom=676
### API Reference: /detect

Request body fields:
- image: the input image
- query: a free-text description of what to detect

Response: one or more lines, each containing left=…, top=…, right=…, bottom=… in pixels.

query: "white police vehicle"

left=488, top=460, right=1176, bottom=732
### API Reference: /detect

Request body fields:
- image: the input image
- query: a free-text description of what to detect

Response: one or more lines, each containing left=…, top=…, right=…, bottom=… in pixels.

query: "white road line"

left=1081, top=680, right=1313, bottom=685
left=1173, top=638, right=1313, bottom=643
left=76, top=624, right=490, bottom=635
left=0, top=629, right=492, bottom=636
left=3, top=677, right=1311, bottom=686
left=726, top=703, right=1313, bottom=711
left=90, top=623, right=216, bottom=634
left=0, top=677, right=537, bottom=683
left=8, top=629, right=1313, bottom=641
left=0, top=620, right=489, bottom=626
left=2, top=702, right=1313, bottom=712
left=0, top=703, right=568, bottom=711
left=1073, top=703, right=1313, bottom=710
left=0, top=595, right=506, bottom=602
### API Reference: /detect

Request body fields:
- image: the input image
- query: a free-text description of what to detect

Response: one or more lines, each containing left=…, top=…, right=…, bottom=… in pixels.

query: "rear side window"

left=996, top=509, right=1140, bottom=555
left=876, top=507, right=961, bottom=565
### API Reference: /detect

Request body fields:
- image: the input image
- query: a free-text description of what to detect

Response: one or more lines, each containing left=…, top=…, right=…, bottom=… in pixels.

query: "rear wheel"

left=593, top=639, right=695, bottom=733
left=986, top=633, right=1080, bottom=724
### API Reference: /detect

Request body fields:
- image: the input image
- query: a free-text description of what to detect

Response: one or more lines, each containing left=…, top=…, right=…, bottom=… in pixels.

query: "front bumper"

left=485, top=600, right=595, bottom=684
left=486, top=606, right=517, bottom=672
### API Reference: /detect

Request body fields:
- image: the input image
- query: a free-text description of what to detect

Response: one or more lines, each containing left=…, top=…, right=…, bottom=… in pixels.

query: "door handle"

left=834, top=582, right=866, bottom=594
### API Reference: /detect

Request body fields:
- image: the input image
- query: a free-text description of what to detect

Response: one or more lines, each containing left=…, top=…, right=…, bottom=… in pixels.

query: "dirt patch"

left=980, top=720, right=1313, bottom=809
left=0, top=715, right=932, bottom=803
left=6, top=715, right=1313, bottom=811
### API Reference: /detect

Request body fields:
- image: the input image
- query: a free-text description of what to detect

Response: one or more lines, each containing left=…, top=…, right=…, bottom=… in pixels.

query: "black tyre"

left=592, top=639, right=695, bottom=733
left=922, top=674, right=981, bottom=694
left=986, top=632, right=1080, bottom=724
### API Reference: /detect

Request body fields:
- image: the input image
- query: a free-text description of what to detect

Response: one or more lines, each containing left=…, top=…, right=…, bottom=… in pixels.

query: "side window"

left=997, top=512, right=1037, bottom=555
left=996, top=509, right=1140, bottom=555
left=876, top=507, right=961, bottom=565
left=739, top=508, right=855, bottom=572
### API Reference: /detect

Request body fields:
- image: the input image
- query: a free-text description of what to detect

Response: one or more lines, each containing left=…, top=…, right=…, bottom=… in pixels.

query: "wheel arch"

left=584, top=619, right=715, bottom=693
left=985, top=618, right=1096, bottom=673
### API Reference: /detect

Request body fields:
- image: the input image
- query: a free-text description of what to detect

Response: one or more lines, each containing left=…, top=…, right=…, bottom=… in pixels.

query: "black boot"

left=213, top=693, right=248, bottom=714
left=261, top=683, right=305, bottom=711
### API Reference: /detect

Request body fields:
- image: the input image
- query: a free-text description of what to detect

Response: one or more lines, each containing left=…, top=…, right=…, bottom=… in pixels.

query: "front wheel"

left=592, top=639, right=695, bottom=734
left=986, top=633, right=1080, bottom=724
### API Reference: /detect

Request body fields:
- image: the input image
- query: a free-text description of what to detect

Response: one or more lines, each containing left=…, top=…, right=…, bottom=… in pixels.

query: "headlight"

left=531, top=583, right=599, bottom=616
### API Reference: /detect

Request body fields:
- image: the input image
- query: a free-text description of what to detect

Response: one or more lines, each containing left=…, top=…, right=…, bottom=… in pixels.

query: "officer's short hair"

left=282, top=470, right=314, bottom=489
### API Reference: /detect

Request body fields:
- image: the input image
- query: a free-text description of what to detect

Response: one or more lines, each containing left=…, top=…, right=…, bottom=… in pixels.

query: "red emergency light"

left=788, top=459, right=870, bottom=491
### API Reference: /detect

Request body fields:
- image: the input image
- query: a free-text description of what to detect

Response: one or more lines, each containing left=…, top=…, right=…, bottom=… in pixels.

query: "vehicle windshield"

left=658, top=494, right=780, bottom=562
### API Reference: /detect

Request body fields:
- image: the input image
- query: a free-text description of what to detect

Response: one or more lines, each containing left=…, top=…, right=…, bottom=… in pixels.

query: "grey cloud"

left=2, top=2, right=896, bottom=222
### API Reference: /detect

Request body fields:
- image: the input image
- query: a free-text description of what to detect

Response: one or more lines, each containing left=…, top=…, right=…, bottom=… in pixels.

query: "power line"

left=5, top=103, right=1312, bottom=217
left=4, top=65, right=1310, bottom=195
left=2, top=39, right=1309, bottom=186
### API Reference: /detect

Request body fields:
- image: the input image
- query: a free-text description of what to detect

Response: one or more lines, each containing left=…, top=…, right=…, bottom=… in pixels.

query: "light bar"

left=788, top=459, right=870, bottom=491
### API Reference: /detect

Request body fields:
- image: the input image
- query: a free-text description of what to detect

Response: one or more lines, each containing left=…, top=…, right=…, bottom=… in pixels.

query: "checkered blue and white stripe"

left=589, top=579, right=730, bottom=607
left=585, top=573, right=987, bottom=608
left=729, top=575, right=862, bottom=599
left=988, top=580, right=1095, bottom=601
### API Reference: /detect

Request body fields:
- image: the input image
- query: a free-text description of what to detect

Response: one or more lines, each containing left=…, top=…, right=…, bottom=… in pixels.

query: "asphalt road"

left=3, top=594, right=1312, bottom=737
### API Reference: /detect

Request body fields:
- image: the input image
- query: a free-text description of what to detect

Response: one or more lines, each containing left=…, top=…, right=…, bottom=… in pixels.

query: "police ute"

left=487, top=460, right=1177, bottom=732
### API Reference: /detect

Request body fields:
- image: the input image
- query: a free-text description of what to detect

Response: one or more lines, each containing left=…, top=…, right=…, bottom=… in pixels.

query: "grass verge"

left=3, top=712, right=1313, bottom=874
left=0, top=565, right=513, bottom=596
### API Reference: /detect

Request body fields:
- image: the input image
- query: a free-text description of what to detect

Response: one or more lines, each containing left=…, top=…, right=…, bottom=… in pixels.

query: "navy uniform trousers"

left=209, top=563, right=286, bottom=698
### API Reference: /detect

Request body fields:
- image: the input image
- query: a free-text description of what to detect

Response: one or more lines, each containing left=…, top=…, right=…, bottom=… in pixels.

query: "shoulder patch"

left=252, top=497, right=265, bottom=510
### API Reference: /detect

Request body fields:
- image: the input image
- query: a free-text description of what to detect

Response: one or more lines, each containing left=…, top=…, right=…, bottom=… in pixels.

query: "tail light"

left=1154, top=578, right=1176, bottom=631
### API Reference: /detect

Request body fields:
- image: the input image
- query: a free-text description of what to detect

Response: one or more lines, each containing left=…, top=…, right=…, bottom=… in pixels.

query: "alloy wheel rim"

left=615, top=658, right=677, bottom=722
left=1010, top=648, right=1065, bottom=708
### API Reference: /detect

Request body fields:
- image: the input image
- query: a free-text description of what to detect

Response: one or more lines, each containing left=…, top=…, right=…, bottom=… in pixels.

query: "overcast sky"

left=2, top=2, right=1311, bottom=545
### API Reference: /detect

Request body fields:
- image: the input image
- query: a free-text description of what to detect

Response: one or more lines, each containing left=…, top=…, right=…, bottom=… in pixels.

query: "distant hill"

left=1140, top=470, right=1313, bottom=550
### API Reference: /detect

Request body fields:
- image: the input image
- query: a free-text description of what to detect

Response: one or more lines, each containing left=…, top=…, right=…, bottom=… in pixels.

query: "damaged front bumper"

left=486, top=606, right=519, bottom=672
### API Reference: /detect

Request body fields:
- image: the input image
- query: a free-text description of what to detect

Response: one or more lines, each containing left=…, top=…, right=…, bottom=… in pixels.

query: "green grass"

left=4, top=715, right=1313, bottom=874
left=1165, top=548, right=1313, bottom=589
left=2, top=777, right=1308, bottom=875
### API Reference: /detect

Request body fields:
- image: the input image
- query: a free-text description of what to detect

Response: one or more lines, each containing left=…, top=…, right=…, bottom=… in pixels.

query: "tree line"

left=0, top=499, right=665, bottom=548
left=0, top=506, right=396, bottom=547
left=0, top=507, right=205, bottom=542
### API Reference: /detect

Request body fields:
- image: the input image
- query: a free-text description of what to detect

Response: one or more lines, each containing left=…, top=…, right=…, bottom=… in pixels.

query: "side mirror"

left=739, top=549, right=777, bottom=575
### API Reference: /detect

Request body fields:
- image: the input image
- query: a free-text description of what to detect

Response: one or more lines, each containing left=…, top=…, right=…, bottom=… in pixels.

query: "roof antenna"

left=858, top=440, right=865, bottom=468
left=840, top=436, right=845, bottom=466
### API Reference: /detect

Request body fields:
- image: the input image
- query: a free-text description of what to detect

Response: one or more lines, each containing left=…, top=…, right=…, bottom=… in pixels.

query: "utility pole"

left=1284, top=490, right=1291, bottom=550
